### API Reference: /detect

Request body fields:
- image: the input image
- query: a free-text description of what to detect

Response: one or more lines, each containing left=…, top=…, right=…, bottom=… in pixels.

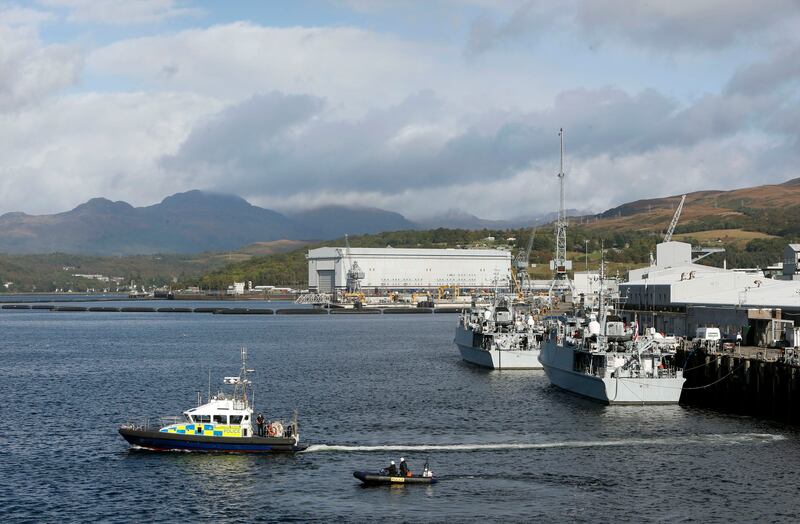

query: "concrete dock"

left=679, top=345, right=800, bottom=424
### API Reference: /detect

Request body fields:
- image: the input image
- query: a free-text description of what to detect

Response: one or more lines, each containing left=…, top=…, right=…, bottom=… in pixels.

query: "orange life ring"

left=267, top=423, right=277, bottom=437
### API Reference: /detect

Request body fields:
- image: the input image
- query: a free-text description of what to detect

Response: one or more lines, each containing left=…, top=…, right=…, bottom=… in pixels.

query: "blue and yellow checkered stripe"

left=159, top=423, right=242, bottom=437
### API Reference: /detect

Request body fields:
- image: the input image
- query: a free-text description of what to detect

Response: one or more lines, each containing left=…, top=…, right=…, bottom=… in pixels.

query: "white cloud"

left=1, top=5, right=799, bottom=224
left=85, top=21, right=565, bottom=118
left=0, top=4, right=54, bottom=26
left=577, top=0, right=800, bottom=51
left=246, top=131, right=788, bottom=221
left=726, top=45, right=800, bottom=96
left=465, top=0, right=800, bottom=56
left=0, top=91, right=222, bottom=214
left=87, top=23, right=441, bottom=114
left=36, top=0, right=201, bottom=25
left=0, top=23, right=82, bottom=110
left=156, top=80, right=799, bottom=220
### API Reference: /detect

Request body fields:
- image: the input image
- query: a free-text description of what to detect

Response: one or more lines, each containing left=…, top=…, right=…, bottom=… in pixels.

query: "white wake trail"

left=303, top=433, right=784, bottom=453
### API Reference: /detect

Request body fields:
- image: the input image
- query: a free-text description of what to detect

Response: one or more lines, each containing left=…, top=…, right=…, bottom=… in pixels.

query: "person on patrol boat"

left=256, top=413, right=265, bottom=437
left=399, top=457, right=411, bottom=477
left=386, top=460, right=398, bottom=476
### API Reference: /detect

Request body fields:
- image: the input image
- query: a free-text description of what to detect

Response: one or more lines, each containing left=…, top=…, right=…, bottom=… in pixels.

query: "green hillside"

left=185, top=219, right=799, bottom=290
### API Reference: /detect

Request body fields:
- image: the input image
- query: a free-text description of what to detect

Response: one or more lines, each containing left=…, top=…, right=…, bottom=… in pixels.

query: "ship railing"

left=159, top=416, right=183, bottom=427
left=611, top=368, right=680, bottom=379
left=120, top=416, right=184, bottom=431
left=121, top=417, right=156, bottom=431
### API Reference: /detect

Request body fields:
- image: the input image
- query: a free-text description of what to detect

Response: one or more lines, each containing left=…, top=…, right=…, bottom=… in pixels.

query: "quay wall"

left=678, top=348, right=800, bottom=424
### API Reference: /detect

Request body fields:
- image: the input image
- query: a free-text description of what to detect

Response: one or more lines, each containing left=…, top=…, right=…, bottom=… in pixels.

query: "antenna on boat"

left=599, top=240, right=606, bottom=327
left=549, top=128, right=574, bottom=302
left=207, top=368, right=211, bottom=403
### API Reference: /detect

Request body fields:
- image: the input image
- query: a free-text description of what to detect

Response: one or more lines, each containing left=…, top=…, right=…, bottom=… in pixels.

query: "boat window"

left=185, top=414, right=193, bottom=422
left=230, top=415, right=243, bottom=424
left=244, top=415, right=249, bottom=421
left=195, top=415, right=210, bottom=423
left=213, top=415, right=227, bottom=424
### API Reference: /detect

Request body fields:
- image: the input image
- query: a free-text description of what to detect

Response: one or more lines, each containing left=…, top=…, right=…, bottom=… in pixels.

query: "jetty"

left=679, top=344, right=800, bottom=424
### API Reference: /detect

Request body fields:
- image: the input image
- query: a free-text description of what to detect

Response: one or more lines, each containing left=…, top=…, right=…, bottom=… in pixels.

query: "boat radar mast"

left=549, top=128, right=574, bottom=300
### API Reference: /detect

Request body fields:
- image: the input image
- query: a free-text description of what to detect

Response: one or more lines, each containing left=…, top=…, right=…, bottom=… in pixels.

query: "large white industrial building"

left=307, top=247, right=511, bottom=292
left=620, top=241, right=800, bottom=345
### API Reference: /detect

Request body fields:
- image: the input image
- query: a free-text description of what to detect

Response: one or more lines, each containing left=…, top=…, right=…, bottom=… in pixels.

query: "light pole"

left=584, top=240, right=589, bottom=272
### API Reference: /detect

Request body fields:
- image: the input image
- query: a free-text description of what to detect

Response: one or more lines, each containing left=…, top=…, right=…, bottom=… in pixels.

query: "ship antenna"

left=549, top=128, right=574, bottom=301
left=599, top=241, right=606, bottom=327
left=207, top=367, right=211, bottom=403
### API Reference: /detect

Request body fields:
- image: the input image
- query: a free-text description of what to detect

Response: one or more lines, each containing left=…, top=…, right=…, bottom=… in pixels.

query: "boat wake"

left=303, top=433, right=783, bottom=453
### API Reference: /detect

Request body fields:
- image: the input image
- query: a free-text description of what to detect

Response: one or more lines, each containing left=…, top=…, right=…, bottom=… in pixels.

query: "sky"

left=1, top=0, right=799, bottom=220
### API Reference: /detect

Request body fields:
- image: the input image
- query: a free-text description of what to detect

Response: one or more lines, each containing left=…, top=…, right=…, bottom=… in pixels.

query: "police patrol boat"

left=118, top=349, right=307, bottom=453
left=454, top=298, right=544, bottom=369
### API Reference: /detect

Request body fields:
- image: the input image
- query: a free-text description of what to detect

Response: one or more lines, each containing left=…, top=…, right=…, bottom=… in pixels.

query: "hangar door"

left=317, top=270, right=335, bottom=293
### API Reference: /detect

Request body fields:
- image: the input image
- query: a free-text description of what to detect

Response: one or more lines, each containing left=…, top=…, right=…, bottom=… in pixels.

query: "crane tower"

left=549, top=128, right=574, bottom=299
left=663, top=194, right=686, bottom=242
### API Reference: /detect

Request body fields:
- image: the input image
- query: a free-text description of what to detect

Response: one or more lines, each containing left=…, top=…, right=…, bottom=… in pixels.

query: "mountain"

left=415, top=208, right=588, bottom=230
left=0, top=191, right=304, bottom=255
left=4, top=178, right=796, bottom=256
left=414, top=209, right=517, bottom=230
left=288, top=206, right=416, bottom=239
left=0, top=192, right=419, bottom=255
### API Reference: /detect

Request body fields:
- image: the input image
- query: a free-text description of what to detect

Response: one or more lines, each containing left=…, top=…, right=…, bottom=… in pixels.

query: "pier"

left=679, top=346, right=800, bottom=424
left=1, top=304, right=462, bottom=315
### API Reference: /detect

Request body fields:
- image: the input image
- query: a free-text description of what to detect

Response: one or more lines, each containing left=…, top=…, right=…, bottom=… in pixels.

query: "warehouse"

left=620, top=241, right=800, bottom=344
left=307, top=247, right=511, bottom=292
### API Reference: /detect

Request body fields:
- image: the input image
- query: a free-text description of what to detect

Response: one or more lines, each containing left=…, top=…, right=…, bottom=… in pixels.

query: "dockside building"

left=620, top=241, right=800, bottom=345
left=307, top=247, right=511, bottom=292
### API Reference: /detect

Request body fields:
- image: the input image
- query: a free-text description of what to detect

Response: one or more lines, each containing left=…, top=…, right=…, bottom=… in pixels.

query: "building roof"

left=623, top=262, right=800, bottom=309
left=308, top=247, right=511, bottom=258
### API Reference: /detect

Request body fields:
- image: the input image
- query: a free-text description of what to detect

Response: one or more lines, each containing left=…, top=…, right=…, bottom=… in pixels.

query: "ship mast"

left=549, top=128, right=574, bottom=300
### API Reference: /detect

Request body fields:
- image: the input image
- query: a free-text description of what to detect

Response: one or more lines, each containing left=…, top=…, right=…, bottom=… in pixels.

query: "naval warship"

left=539, top=274, right=685, bottom=404
left=454, top=297, right=544, bottom=369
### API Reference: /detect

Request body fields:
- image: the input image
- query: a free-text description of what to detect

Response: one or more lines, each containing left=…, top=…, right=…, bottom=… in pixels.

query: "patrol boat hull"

left=454, top=324, right=542, bottom=370
left=118, top=428, right=307, bottom=453
left=353, top=471, right=437, bottom=485
left=539, top=340, right=685, bottom=405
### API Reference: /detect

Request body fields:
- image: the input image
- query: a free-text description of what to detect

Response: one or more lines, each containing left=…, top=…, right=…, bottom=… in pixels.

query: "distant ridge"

left=0, top=191, right=424, bottom=255
left=288, top=205, right=416, bottom=240
left=415, top=208, right=587, bottom=230
left=581, top=177, right=800, bottom=234
left=1, top=177, right=797, bottom=255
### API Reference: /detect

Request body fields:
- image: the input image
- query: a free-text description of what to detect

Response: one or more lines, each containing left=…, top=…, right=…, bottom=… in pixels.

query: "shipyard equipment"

left=513, top=228, right=536, bottom=294
left=549, top=128, right=574, bottom=298
left=663, top=194, right=686, bottom=242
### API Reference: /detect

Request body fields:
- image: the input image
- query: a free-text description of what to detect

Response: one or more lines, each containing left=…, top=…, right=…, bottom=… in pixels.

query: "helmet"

left=390, top=461, right=395, bottom=465
left=400, top=457, right=405, bottom=462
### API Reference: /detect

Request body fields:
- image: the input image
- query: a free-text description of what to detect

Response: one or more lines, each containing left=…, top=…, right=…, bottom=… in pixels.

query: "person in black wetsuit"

left=399, top=457, right=411, bottom=477
left=386, top=460, right=398, bottom=476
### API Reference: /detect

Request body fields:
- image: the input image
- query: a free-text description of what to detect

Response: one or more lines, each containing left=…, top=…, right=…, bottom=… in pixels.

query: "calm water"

left=2, top=308, right=798, bottom=522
